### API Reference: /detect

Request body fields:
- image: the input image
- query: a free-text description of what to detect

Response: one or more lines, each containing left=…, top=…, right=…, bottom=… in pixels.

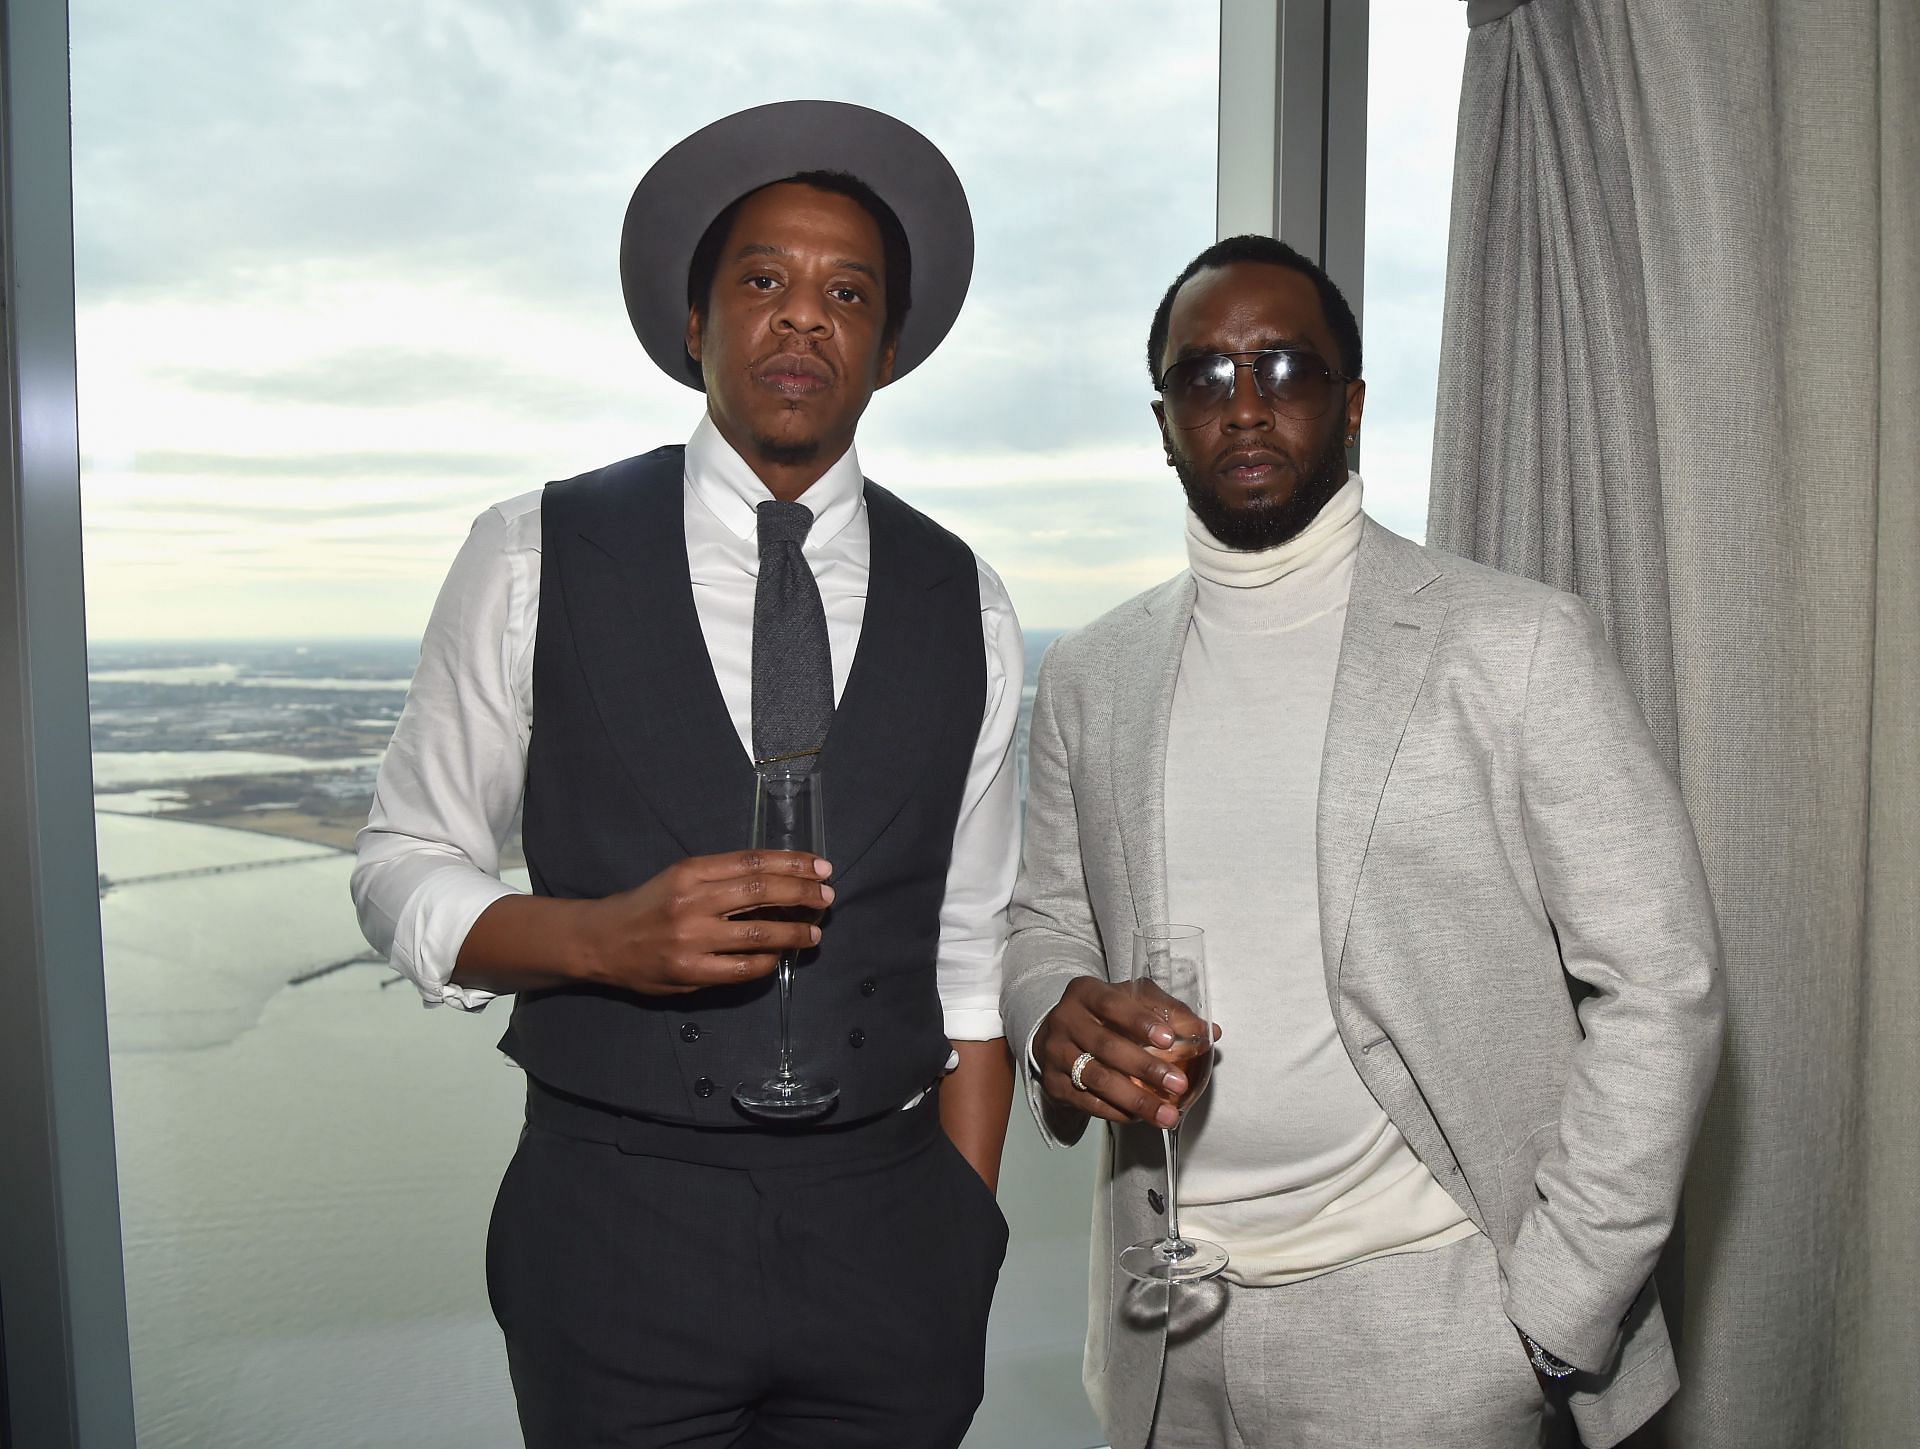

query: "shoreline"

left=95, top=767, right=526, bottom=868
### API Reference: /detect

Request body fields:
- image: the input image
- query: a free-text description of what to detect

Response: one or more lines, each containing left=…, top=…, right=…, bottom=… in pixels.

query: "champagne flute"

left=1118, top=924, right=1227, bottom=1284
left=733, top=758, right=838, bottom=1118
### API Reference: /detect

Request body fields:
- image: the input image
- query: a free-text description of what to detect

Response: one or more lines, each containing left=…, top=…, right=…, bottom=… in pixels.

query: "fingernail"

left=1164, top=1071, right=1187, bottom=1095
left=814, top=858, right=833, bottom=876
left=809, top=926, right=822, bottom=943
left=1150, top=1026, right=1174, bottom=1047
left=1156, top=1105, right=1179, bottom=1128
left=820, top=885, right=835, bottom=904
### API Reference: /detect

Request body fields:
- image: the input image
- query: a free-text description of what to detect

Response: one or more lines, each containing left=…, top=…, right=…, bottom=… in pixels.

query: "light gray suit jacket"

left=1002, top=518, right=1724, bottom=1449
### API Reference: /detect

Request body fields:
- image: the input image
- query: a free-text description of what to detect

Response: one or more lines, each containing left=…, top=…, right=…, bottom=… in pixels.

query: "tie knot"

left=756, top=499, right=814, bottom=550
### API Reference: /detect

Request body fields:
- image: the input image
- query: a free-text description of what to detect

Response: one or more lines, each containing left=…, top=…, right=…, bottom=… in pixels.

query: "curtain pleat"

left=1431, top=0, right=1677, bottom=768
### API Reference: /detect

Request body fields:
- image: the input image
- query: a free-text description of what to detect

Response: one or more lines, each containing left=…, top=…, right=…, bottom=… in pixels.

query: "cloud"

left=113, top=449, right=534, bottom=479
left=71, top=0, right=1465, bottom=638
left=165, top=348, right=638, bottom=419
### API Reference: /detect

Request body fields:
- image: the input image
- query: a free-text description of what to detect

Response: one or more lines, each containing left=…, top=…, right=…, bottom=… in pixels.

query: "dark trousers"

left=487, top=1084, right=1008, bottom=1449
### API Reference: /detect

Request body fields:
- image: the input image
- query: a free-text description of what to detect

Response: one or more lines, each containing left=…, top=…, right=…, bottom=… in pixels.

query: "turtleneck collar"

left=1186, top=475, right=1363, bottom=586
left=1184, top=475, right=1365, bottom=632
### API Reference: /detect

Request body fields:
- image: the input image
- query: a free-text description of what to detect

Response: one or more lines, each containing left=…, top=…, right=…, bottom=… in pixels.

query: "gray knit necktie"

left=751, top=500, right=833, bottom=765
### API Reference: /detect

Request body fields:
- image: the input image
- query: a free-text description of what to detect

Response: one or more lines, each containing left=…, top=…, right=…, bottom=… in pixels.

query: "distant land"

left=88, top=630, right=1069, bottom=854
left=89, top=640, right=415, bottom=853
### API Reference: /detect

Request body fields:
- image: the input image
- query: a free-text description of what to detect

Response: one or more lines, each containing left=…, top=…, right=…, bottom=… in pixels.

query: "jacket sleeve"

left=1000, top=648, right=1109, bottom=1148
left=1502, top=593, right=1726, bottom=1372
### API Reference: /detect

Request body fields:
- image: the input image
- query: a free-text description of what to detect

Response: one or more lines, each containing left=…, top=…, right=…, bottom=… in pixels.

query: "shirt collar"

left=684, top=412, right=865, bottom=551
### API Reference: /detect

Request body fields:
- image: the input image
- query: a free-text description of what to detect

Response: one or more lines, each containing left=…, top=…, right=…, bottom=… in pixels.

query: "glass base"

left=1119, top=1233, right=1230, bottom=1284
left=733, top=1074, right=839, bottom=1118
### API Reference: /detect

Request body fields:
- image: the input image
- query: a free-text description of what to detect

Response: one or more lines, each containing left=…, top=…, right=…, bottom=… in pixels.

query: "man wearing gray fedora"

left=353, top=101, right=1019, bottom=1447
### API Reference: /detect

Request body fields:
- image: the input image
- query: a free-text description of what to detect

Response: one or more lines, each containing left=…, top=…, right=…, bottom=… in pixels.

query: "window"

left=1360, top=0, right=1469, bottom=541
left=70, top=4, right=1220, bottom=1445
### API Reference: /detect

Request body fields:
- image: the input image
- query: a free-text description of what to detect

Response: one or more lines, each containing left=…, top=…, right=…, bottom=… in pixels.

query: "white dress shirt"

left=352, top=415, right=1022, bottom=1041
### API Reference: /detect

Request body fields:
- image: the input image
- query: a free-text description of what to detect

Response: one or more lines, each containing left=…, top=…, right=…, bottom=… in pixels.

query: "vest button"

left=1148, top=1188, right=1165, bottom=1215
left=679, top=1023, right=701, bottom=1043
left=860, top=978, right=877, bottom=996
left=848, top=1028, right=867, bottom=1048
left=694, top=1076, right=714, bottom=1098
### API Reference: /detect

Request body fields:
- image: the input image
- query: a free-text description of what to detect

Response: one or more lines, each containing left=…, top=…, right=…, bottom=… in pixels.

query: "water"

left=111, top=964, right=527, bottom=1449
left=94, top=638, right=1101, bottom=1449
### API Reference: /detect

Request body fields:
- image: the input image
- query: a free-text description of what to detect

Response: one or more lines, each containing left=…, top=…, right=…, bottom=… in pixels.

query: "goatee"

left=752, top=434, right=822, bottom=469
left=1176, top=424, right=1349, bottom=552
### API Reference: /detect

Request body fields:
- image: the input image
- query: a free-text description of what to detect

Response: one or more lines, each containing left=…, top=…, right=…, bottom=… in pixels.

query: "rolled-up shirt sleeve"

left=936, top=559, right=1024, bottom=1042
left=351, top=494, right=542, bottom=1009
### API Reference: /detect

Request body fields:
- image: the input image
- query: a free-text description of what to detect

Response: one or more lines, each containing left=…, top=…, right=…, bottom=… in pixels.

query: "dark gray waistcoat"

left=500, top=446, right=987, bottom=1125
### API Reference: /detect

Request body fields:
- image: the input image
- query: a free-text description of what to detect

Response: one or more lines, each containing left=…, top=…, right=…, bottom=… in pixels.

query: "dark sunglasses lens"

left=1253, top=351, right=1333, bottom=418
left=1163, top=356, right=1235, bottom=426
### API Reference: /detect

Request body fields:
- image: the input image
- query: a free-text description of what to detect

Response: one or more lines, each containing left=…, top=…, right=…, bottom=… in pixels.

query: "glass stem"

left=1162, top=1126, right=1184, bottom=1244
left=775, top=953, right=796, bottom=1081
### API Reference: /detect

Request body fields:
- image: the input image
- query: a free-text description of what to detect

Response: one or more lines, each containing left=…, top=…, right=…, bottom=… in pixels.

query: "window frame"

left=0, top=3, right=1374, bottom=1442
left=1218, top=0, right=1370, bottom=464
left=1, top=0, right=140, bottom=1443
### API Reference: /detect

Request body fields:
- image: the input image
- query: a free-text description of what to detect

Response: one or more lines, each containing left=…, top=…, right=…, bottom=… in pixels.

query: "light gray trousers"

left=1148, top=1232, right=1566, bottom=1449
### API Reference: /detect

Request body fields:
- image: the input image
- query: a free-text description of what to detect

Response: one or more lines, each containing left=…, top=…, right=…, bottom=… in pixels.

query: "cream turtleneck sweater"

left=1168, top=477, right=1475, bottom=1287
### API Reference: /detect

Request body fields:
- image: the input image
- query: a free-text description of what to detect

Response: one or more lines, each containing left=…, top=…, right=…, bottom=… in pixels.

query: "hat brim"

left=620, top=100, right=974, bottom=391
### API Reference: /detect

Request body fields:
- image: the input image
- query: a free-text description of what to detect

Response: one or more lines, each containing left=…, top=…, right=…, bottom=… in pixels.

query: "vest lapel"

left=817, top=483, right=967, bottom=879
left=1316, top=519, right=1448, bottom=980
left=554, top=450, right=755, bottom=859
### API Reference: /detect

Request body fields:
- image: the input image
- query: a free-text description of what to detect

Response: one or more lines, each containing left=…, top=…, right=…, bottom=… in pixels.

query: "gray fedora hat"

left=620, top=99, right=974, bottom=390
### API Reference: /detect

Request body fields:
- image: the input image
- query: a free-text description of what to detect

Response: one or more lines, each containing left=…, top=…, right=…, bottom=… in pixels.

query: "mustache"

left=1213, top=443, right=1287, bottom=471
left=754, top=348, right=834, bottom=382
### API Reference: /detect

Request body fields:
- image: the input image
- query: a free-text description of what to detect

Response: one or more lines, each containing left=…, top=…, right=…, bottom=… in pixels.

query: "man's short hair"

left=684, top=169, right=915, bottom=386
left=1146, top=234, right=1363, bottom=384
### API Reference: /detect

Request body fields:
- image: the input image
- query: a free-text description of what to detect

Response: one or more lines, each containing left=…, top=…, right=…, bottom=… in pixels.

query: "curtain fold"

left=1429, top=0, right=1677, bottom=766
left=1428, top=2, right=1919, bottom=1445
left=1846, top=4, right=1919, bottom=1435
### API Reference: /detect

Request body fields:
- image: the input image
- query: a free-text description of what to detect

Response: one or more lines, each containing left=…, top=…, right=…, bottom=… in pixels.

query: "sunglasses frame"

left=1155, top=348, right=1355, bottom=427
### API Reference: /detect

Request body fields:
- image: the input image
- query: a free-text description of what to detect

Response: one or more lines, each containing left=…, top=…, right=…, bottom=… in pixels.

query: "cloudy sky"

left=71, top=0, right=1465, bottom=641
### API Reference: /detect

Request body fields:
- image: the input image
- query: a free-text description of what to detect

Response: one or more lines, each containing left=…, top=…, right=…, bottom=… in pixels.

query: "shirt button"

left=1148, top=1189, right=1165, bottom=1215
left=694, top=1076, right=714, bottom=1099
left=679, top=1023, right=701, bottom=1043
left=860, top=979, right=877, bottom=996
left=848, top=1028, right=867, bottom=1048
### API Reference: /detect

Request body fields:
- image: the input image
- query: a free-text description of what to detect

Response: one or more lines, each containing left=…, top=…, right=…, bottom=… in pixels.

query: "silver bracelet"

left=1523, top=1334, right=1576, bottom=1379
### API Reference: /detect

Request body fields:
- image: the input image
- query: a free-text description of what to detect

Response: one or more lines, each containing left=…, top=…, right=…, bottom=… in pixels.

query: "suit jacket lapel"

left=1318, top=519, right=1448, bottom=977
left=1111, top=574, right=1196, bottom=939
left=557, top=451, right=755, bottom=859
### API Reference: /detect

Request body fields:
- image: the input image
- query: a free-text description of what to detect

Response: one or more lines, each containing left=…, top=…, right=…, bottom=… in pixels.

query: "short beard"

left=1175, top=424, right=1349, bottom=552
left=751, top=433, right=822, bottom=469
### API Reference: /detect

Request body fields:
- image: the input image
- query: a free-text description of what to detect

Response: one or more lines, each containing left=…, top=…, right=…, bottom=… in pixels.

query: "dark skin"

left=457, top=180, right=1011, bottom=1187
left=686, top=181, right=896, bottom=502
left=1035, top=259, right=1363, bottom=1129
left=1153, top=261, right=1366, bottom=528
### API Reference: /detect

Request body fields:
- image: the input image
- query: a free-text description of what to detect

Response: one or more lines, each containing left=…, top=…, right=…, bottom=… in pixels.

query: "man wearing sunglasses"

left=1003, top=235, right=1724, bottom=1449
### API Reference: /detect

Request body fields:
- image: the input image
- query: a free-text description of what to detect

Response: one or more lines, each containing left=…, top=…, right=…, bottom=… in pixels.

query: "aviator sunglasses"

left=1156, top=348, right=1354, bottom=428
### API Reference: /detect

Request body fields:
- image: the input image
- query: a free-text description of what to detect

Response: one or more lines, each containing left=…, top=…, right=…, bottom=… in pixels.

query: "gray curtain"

left=1428, top=2, right=1919, bottom=1447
